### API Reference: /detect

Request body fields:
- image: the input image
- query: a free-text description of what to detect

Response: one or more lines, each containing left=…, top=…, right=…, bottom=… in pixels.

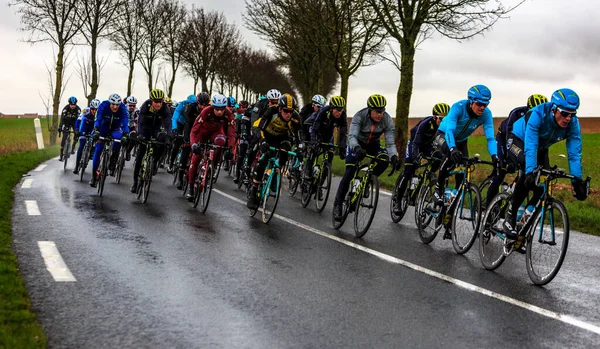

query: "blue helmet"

left=68, top=96, right=77, bottom=104
left=187, top=94, right=196, bottom=103
left=212, top=94, right=227, bottom=107
left=551, top=88, right=579, bottom=112
left=227, top=96, right=236, bottom=107
left=467, top=85, right=491, bottom=105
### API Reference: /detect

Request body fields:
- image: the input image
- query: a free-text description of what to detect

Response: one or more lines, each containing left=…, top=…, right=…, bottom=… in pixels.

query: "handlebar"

left=268, top=146, right=297, bottom=157
left=536, top=165, right=592, bottom=185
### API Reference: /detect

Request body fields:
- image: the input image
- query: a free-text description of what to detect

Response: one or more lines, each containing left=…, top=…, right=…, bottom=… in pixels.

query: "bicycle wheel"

left=63, top=137, right=70, bottom=170
left=193, top=164, right=204, bottom=208
left=415, top=181, right=439, bottom=244
left=199, top=166, right=213, bottom=213
left=390, top=175, right=409, bottom=223
left=478, top=193, right=509, bottom=270
left=354, top=174, right=379, bottom=238
left=478, top=176, right=493, bottom=209
left=79, top=143, right=89, bottom=182
left=262, top=168, right=280, bottom=224
left=288, top=160, right=300, bottom=196
left=451, top=184, right=482, bottom=254
left=247, top=183, right=259, bottom=217
left=182, top=171, right=189, bottom=195
left=136, top=154, right=147, bottom=200
left=300, top=177, right=312, bottom=208
left=115, top=148, right=126, bottom=184
left=332, top=188, right=352, bottom=230
left=315, top=163, right=332, bottom=213
left=98, top=151, right=107, bottom=196
left=141, top=160, right=153, bottom=204
left=526, top=199, right=569, bottom=286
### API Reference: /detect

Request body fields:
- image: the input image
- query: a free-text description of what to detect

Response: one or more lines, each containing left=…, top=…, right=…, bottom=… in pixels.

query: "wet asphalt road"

left=11, top=158, right=600, bottom=348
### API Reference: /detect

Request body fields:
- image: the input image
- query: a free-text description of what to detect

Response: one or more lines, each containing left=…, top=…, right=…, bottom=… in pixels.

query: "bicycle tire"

left=300, top=176, right=312, bottom=208
left=416, top=181, right=439, bottom=244
left=79, top=143, right=89, bottom=182
left=526, top=199, right=569, bottom=286
left=115, top=148, right=126, bottom=184
left=332, top=188, right=352, bottom=230
left=262, top=168, right=280, bottom=224
left=390, top=175, right=409, bottom=223
left=478, top=176, right=493, bottom=210
left=288, top=165, right=300, bottom=197
left=199, top=166, right=213, bottom=213
left=354, top=174, right=379, bottom=238
left=136, top=155, right=147, bottom=201
left=478, top=192, right=509, bottom=270
left=451, top=184, right=482, bottom=255
left=192, top=163, right=204, bottom=208
left=247, top=182, right=259, bottom=217
left=315, top=163, right=332, bottom=213
left=63, top=137, right=70, bottom=170
left=98, top=151, right=107, bottom=197
left=141, top=160, right=153, bottom=204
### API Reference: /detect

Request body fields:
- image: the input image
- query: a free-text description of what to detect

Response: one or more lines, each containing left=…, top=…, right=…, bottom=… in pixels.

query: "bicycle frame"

left=259, top=147, right=297, bottom=201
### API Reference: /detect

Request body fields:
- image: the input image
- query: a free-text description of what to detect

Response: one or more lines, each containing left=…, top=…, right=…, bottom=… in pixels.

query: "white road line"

left=33, top=164, right=47, bottom=172
left=213, top=188, right=600, bottom=336
left=22, top=179, right=33, bottom=188
left=37, top=241, right=76, bottom=282
left=25, top=200, right=41, bottom=215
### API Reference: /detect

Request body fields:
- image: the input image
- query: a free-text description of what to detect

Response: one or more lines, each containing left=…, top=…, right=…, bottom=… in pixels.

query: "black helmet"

left=196, top=92, right=210, bottom=105
left=278, top=93, right=297, bottom=111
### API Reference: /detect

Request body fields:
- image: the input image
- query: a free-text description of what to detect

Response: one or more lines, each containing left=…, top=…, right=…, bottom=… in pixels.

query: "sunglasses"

left=473, top=101, right=488, bottom=108
left=151, top=100, right=163, bottom=104
left=557, top=108, right=575, bottom=118
left=333, top=107, right=344, bottom=112
left=281, top=108, right=294, bottom=114
left=213, top=107, right=226, bottom=111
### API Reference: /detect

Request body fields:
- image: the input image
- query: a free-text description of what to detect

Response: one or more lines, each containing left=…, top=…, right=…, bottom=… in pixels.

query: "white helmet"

left=311, top=94, right=326, bottom=107
left=211, top=94, right=228, bottom=107
left=89, top=99, right=101, bottom=109
left=126, top=95, right=137, bottom=105
left=266, top=89, right=281, bottom=101
left=108, top=93, right=122, bottom=105
left=172, top=99, right=178, bottom=107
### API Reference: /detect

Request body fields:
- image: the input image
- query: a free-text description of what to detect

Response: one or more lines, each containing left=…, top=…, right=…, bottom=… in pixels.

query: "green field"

left=0, top=118, right=54, bottom=155
left=332, top=134, right=600, bottom=235
left=0, top=120, right=57, bottom=348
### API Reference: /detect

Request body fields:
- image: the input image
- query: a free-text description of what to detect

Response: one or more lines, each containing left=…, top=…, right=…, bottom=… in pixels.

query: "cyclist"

left=165, top=96, right=175, bottom=114
left=130, top=89, right=173, bottom=193
left=223, top=96, right=238, bottom=171
left=332, top=94, right=398, bottom=221
left=73, top=99, right=100, bottom=175
left=302, top=94, right=327, bottom=142
left=168, top=94, right=196, bottom=173
left=430, top=85, right=499, bottom=213
left=484, top=94, right=548, bottom=207
left=89, top=94, right=129, bottom=187
left=187, top=94, right=234, bottom=201
left=124, top=95, right=139, bottom=161
left=304, top=95, right=347, bottom=182
left=246, top=93, right=304, bottom=210
left=233, top=100, right=251, bottom=184
left=392, top=102, right=449, bottom=215
left=299, top=94, right=325, bottom=123
left=502, top=88, right=588, bottom=239
left=58, top=96, right=81, bottom=161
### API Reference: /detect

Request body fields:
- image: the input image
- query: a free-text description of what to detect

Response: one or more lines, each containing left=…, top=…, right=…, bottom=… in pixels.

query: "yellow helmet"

left=150, top=89, right=165, bottom=101
left=329, top=96, right=346, bottom=108
left=432, top=103, right=450, bottom=117
left=527, top=94, right=548, bottom=109
left=367, top=94, right=386, bottom=110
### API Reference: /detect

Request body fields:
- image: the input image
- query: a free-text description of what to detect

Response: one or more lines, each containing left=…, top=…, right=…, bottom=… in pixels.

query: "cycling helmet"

left=278, top=93, right=297, bottom=110
left=526, top=94, right=547, bottom=109
left=172, top=100, right=178, bottom=107
left=150, top=89, right=165, bottom=101
left=239, top=100, right=249, bottom=108
left=367, top=94, right=387, bottom=110
left=126, top=95, right=137, bottom=105
left=197, top=92, right=210, bottom=105
left=186, top=94, right=197, bottom=103
left=258, top=95, right=267, bottom=101
left=89, top=98, right=101, bottom=109
left=212, top=94, right=228, bottom=107
left=467, top=85, right=491, bottom=105
left=551, top=88, right=579, bottom=112
left=164, top=96, right=172, bottom=105
left=311, top=94, right=326, bottom=107
left=432, top=102, right=450, bottom=116
left=266, top=89, right=281, bottom=101
left=108, top=93, right=122, bottom=105
left=227, top=96, right=236, bottom=107
left=329, top=96, right=346, bottom=108
left=68, top=96, right=77, bottom=104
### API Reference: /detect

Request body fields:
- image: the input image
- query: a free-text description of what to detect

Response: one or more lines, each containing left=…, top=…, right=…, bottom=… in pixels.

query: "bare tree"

left=79, top=0, right=125, bottom=104
left=369, top=0, right=523, bottom=157
left=110, top=0, right=145, bottom=96
left=75, top=50, right=108, bottom=100
left=138, top=0, right=167, bottom=93
left=161, top=0, right=188, bottom=97
left=10, top=0, right=83, bottom=144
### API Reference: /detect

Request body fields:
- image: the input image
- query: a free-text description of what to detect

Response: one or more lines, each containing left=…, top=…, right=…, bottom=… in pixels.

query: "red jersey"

left=190, top=106, right=234, bottom=144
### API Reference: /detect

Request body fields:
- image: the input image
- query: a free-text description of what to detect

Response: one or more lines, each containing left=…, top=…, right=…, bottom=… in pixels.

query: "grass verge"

left=0, top=146, right=58, bottom=348
left=0, top=119, right=53, bottom=155
left=331, top=134, right=600, bottom=235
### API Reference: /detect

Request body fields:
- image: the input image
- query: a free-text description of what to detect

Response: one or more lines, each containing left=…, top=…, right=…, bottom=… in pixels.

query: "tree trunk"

left=193, top=78, right=198, bottom=95
left=168, top=61, right=177, bottom=97
left=200, top=75, right=208, bottom=94
left=126, top=60, right=135, bottom=97
left=339, top=71, right=350, bottom=103
left=87, top=36, right=99, bottom=104
left=395, top=42, right=415, bottom=160
left=50, top=45, right=65, bottom=145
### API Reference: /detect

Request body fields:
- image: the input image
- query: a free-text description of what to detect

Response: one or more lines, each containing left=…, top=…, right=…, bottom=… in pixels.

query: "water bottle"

left=516, top=204, right=526, bottom=226
left=520, top=205, right=534, bottom=225
left=410, top=176, right=419, bottom=190
left=352, top=178, right=360, bottom=193
left=313, top=165, right=319, bottom=177
left=449, top=189, right=458, bottom=205
left=444, top=188, right=452, bottom=204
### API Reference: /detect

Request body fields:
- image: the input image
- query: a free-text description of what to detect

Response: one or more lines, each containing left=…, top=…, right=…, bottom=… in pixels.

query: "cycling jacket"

left=498, top=105, right=528, bottom=143
left=172, top=95, right=195, bottom=130
left=78, top=112, right=95, bottom=135
left=438, top=99, right=497, bottom=156
left=310, top=105, right=347, bottom=148
left=94, top=101, right=129, bottom=133
left=348, top=107, right=396, bottom=157
left=511, top=102, right=582, bottom=177
left=59, top=104, right=81, bottom=129
left=408, top=116, right=438, bottom=160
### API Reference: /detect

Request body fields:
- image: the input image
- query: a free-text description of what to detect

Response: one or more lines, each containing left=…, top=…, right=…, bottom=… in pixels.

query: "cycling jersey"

left=310, top=105, right=347, bottom=148
left=438, top=99, right=496, bottom=156
left=348, top=107, right=396, bottom=157
left=59, top=104, right=81, bottom=129
left=408, top=115, right=438, bottom=160
left=137, top=99, right=171, bottom=137
left=172, top=95, right=195, bottom=130
left=511, top=102, right=582, bottom=177
left=78, top=112, right=95, bottom=135
left=498, top=105, right=528, bottom=143
left=190, top=106, right=234, bottom=145
left=94, top=101, right=130, bottom=133
left=258, top=106, right=303, bottom=143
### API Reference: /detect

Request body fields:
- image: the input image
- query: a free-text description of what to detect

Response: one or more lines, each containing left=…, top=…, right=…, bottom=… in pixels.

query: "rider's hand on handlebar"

left=572, top=177, right=588, bottom=201
left=354, top=146, right=366, bottom=161
left=338, top=147, right=346, bottom=160
left=524, top=172, right=537, bottom=190
left=450, top=147, right=462, bottom=164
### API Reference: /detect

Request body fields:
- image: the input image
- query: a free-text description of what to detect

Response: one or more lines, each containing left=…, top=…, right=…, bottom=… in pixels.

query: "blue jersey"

left=172, top=95, right=195, bottom=129
left=94, top=101, right=130, bottom=133
left=78, top=112, right=95, bottom=135
left=511, top=102, right=582, bottom=178
left=438, top=99, right=497, bottom=156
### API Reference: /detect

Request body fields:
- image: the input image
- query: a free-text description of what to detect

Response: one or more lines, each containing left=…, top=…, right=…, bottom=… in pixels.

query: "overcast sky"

left=1, top=0, right=598, bottom=117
